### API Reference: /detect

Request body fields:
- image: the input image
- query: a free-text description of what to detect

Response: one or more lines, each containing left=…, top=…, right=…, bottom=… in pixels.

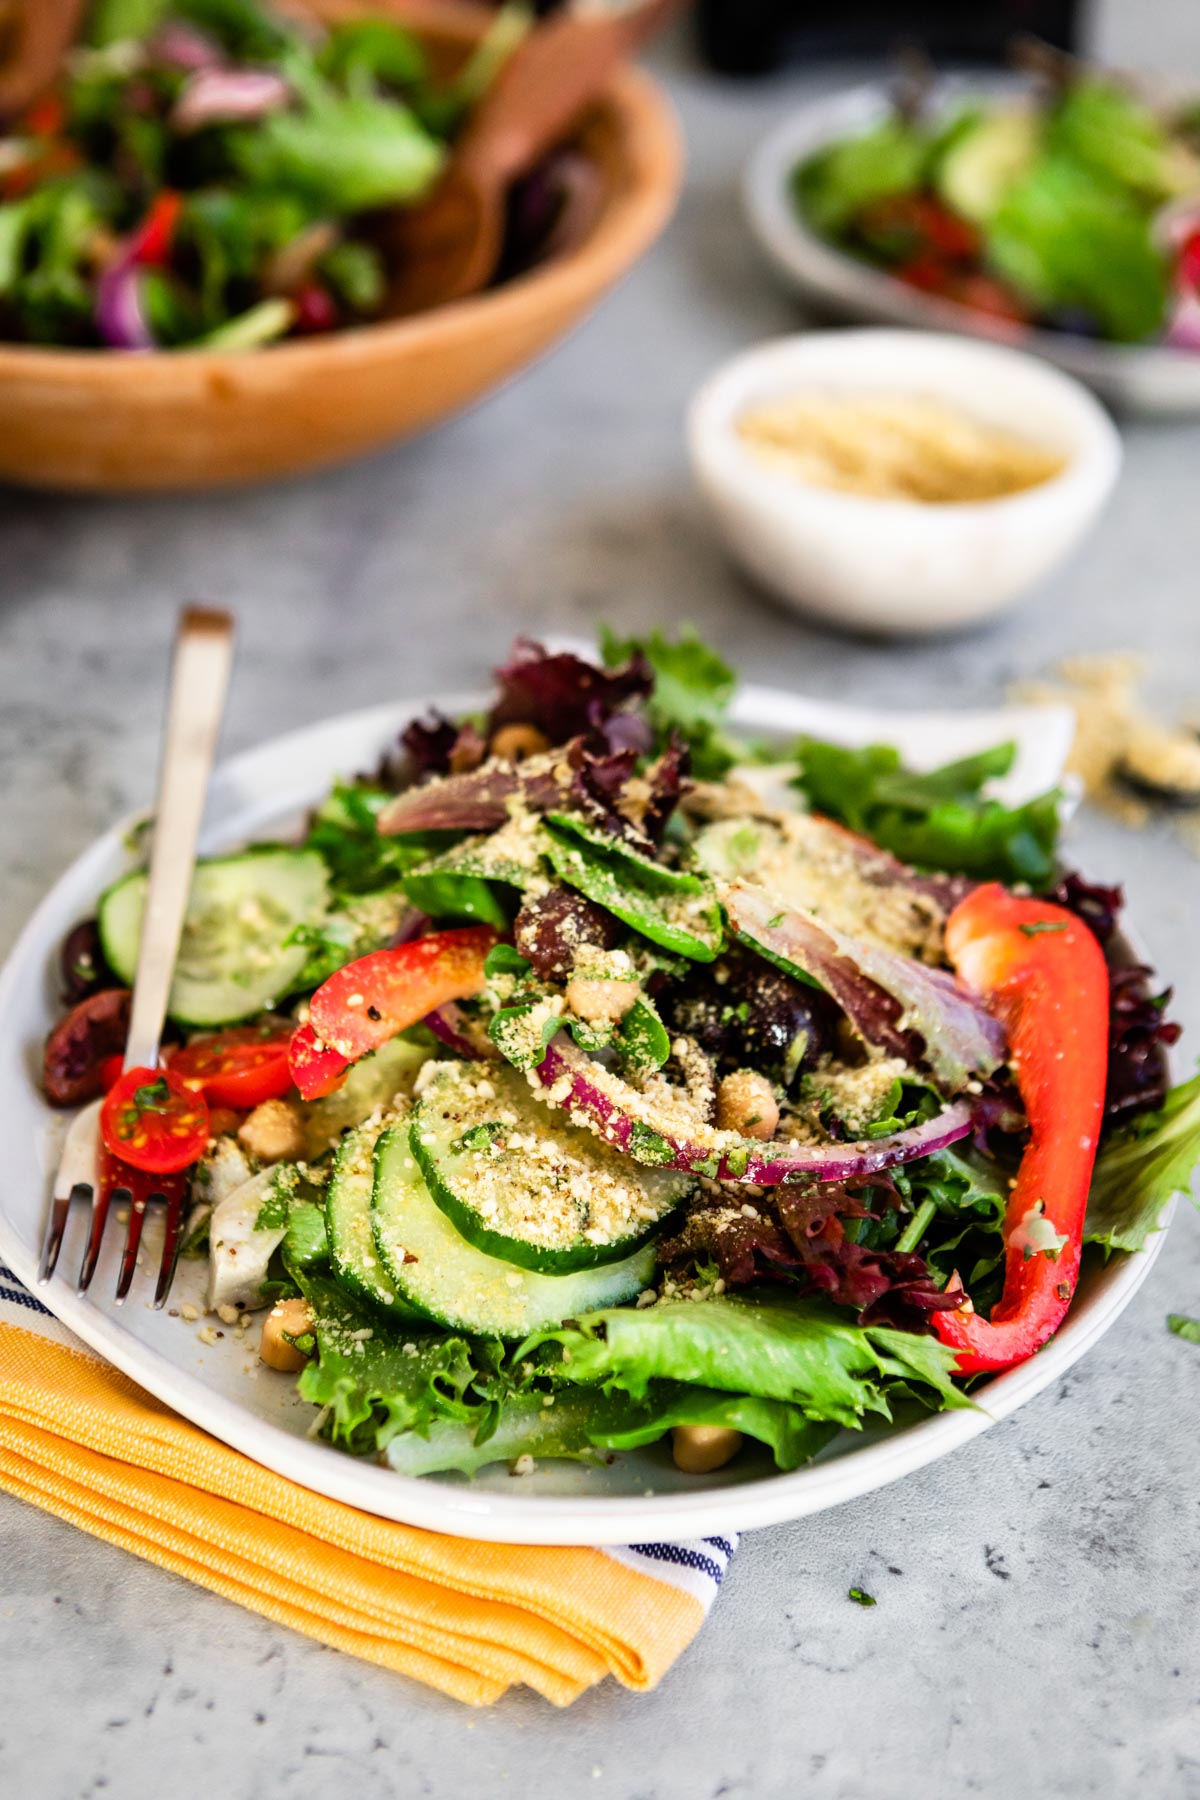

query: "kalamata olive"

left=60, top=918, right=116, bottom=1005
left=513, top=887, right=620, bottom=982
left=662, top=952, right=836, bottom=1086
left=43, top=988, right=132, bottom=1107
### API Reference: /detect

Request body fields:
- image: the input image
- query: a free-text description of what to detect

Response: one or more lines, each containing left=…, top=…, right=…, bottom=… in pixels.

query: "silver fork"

left=39, top=606, right=235, bottom=1307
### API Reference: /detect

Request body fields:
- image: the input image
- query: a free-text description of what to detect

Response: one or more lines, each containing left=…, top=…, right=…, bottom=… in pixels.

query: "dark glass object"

left=695, top=1, right=1084, bottom=76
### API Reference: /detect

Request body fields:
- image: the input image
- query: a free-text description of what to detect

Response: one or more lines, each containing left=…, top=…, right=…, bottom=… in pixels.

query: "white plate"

left=743, top=80, right=1200, bottom=417
left=0, top=686, right=1169, bottom=1545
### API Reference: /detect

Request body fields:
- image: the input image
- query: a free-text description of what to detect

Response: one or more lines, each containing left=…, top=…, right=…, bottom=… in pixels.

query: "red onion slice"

left=150, top=23, right=224, bottom=72
left=95, top=258, right=154, bottom=352
left=172, top=68, right=291, bottom=133
left=533, top=1033, right=975, bottom=1186
left=423, top=1003, right=498, bottom=1061
left=1166, top=288, right=1200, bottom=352
left=377, top=756, right=572, bottom=836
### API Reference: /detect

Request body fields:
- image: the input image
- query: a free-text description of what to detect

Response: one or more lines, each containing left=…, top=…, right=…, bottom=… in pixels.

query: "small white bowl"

left=686, top=328, right=1123, bottom=635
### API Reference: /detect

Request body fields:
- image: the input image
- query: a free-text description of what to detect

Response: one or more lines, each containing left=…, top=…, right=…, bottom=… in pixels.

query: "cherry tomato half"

left=100, top=1065, right=209, bottom=1175
left=99, top=1142, right=188, bottom=1212
left=170, top=1023, right=295, bottom=1109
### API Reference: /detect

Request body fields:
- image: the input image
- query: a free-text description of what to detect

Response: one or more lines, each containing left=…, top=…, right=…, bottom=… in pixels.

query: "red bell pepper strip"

left=288, top=1021, right=352, bottom=1100
left=290, top=926, right=498, bottom=1099
left=934, top=883, right=1109, bottom=1375
left=131, top=190, right=184, bottom=266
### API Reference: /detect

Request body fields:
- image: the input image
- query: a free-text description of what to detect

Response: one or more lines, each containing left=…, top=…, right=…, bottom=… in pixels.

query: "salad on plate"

left=41, top=633, right=1200, bottom=1482
left=793, top=66, right=1200, bottom=350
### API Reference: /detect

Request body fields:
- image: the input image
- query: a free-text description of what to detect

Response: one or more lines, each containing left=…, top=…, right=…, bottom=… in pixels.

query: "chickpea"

left=672, top=1426, right=744, bottom=1474
left=565, top=976, right=640, bottom=1024
left=259, top=1298, right=315, bottom=1373
left=238, top=1098, right=306, bottom=1164
left=715, top=1070, right=779, bottom=1141
left=490, top=722, right=551, bottom=763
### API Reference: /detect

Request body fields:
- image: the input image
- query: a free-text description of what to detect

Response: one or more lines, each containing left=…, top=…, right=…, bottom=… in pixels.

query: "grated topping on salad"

left=44, top=629, right=1198, bottom=1481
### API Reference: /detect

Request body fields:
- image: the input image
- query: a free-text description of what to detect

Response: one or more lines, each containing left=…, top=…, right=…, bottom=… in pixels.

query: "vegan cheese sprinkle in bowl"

left=688, top=329, right=1122, bottom=635
left=735, top=394, right=1066, bottom=505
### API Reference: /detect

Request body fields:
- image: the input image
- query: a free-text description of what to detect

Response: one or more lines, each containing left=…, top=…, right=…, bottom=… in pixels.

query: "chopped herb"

left=848, top=1587, right=877, bottom=1607
left=455, top=1121, right=504, bottom=1153
left=132, top=1077, right=171, bottom=1113
left=766, top=912, right=785, bottom=930
left=1167, top=1314, right=1200, bottom=1345
left=1019, top=921, right=1069, bottom=937
left=629, top=1121, right=676, bottom=1166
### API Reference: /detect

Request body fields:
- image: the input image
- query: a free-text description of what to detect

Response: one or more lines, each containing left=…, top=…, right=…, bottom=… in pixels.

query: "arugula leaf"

left=1046, top=81, right=1183, bottom=203
left=1085, top=1068, right=1200, bottom=1256
left=88, top=0, right=168, bottom=44
left=484, top=944, right=532, bottom=981
left=793, top=116, right=929, bottom=238
left=316, top=18, right=428, bottom=91
left=232, top=80, right=445, bottom=214
left=282, top=1200, right=329, bottom=1269
left=253, top=1164, right=300, bottom=1233
left=304, top=784, right=453, bottom=897
left=521, top=1294, right=969, bottom=1429
left=401, top=867, right=515, bottom=930
left=602, top=626, right=734, bottom=733
left=600, top=626, right=741, bottom=778
left=1168, top=1315, right=1200, bottom=1346
left=616, top=997, right=671, bottom=1073
left=792, top=736, right=1061, bottom=885
left=986, top=153, right=1169, bottom=345
left=543, top=823, right=724, bottom=963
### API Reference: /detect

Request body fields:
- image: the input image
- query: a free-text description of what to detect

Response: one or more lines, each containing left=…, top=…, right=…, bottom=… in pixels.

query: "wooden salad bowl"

left=0, top=2, right=682, bottom=492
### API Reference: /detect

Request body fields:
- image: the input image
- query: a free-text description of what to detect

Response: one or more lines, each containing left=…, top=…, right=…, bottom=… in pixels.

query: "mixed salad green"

left=42, top=634, right=1200, bottom=1480
left=794, top=70, right=1200, bottom=348
left=0, top=0, right=537, bottom=349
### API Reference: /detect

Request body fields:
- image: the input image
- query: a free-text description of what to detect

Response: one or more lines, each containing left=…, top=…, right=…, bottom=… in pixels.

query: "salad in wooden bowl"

left=0, top=0, right=681, bottom=488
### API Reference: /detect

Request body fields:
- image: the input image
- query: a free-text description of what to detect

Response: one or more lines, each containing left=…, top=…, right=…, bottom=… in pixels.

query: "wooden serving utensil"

left=0, top=0, right=86, bottom=119
left=383, top=0, right=680, bottom=316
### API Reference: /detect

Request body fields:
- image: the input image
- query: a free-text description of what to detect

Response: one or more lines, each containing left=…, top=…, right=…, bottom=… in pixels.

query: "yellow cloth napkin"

left=0, top=1281, right=731, bottom=1706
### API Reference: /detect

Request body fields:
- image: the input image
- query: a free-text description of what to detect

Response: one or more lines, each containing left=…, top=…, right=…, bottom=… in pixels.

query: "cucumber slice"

left=326, top=1122, right=421, bottom=1319
left=99, top=847, right=330, bottom=1028
left=371, top=1126, right=658, bottom=1338
left=410, top=1063, right=689, bottom=1274
left=936, top=109, right=1039, bottom=224
left=302, top=1034, right=432, bottom=1160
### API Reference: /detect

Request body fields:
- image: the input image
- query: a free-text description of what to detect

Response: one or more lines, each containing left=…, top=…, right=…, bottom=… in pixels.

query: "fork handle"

left=123, top=608, right=235, bottom=1071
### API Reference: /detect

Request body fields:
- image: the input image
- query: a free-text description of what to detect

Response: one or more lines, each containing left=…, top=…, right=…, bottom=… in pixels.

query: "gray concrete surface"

left=1, top=15, right=1198, bottom=1800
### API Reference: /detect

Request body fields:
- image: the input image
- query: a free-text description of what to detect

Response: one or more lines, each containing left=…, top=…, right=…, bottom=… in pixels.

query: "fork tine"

left=77, top=1176, right=115, bottom=1296
left=113, top=1186, right=150, bottom=1304
left=38, top=1184, right=86, bottom=1283
left=43, top=1098, right=102, bottom=1286
left=154, top=1187, right=186, bottom=1309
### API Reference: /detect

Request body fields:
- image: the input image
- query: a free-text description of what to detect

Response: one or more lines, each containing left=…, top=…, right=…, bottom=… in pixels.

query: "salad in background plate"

left=40, top=634, right=1200, bottom=1481
left=792, top=65, right=1200, bottom=350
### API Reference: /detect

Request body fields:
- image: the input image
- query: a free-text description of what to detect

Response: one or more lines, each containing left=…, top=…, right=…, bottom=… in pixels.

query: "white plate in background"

left=743, top=81, right=1200, bottom=417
